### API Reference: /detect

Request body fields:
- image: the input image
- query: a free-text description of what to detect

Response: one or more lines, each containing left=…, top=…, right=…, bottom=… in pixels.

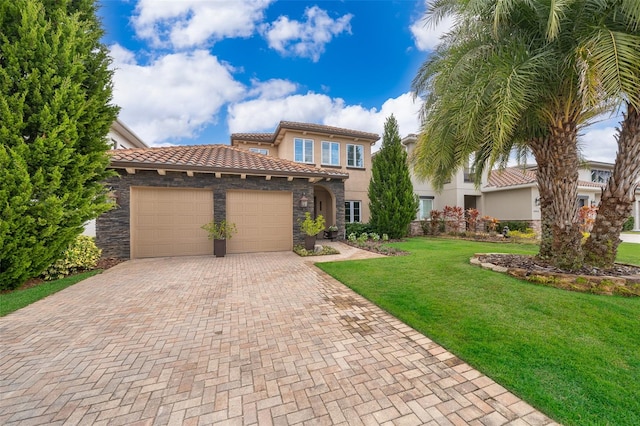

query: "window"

left=418, top=197, right=434, bottom=220
left=294, top=138, right=314, bottom=163
left=578, top=196, right=590, bottom=208
left=346, top=144, right=364, bottom=168
left=321, top=141, right=340, bottom=166
left=591, top=169, right=612, bottom=183
left=111, top=138, right=118, bottom=150
left=345, top=201, right=361, bottom=223
left=249, top=148, right=269, bottom=155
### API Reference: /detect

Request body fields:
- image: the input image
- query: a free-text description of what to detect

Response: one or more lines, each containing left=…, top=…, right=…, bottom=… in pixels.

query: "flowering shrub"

left=42, top=236, right=101, bottom=281
left=578, top=205, right=597, bottom=233
left=369, top=232, right=380, bottom=241
left=348, top=233, right=357, bottom=242
left=466, top=208, right=480, bottom=232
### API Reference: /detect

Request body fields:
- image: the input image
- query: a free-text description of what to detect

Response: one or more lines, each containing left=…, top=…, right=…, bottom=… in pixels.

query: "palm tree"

left=582, top=2, right=640, bottom=267
left=412, top=0, right=640, bottom=269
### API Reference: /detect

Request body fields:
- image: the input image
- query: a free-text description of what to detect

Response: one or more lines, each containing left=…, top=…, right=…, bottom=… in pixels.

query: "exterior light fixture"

left=534, top=197, right=541, bottom=206
left=300, top=194, right=308, bottom=208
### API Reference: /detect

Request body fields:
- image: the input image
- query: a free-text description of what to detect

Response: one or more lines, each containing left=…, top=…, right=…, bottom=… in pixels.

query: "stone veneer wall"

left=96, top=169, right=345, bottom=259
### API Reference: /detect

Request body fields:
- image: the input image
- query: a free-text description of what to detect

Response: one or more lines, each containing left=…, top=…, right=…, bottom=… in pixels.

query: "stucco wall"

left=275, top=130, right=373, bottom=222
left=482, top=187, right=535, bottom=220
left=96, top=169, right=344, bottom=259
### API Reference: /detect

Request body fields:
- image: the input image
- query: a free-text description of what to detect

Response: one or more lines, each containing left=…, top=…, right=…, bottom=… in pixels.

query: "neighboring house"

left=402, top=134, right=640, bottom=232
left=108, top=118, right=148, bottom=149
left=231, top=121, right=379, bottom=226
left=484, top=162, right=640, bottom=231
left=402, top=134, right=482, bottom=221
left=83, top=119, right=149, bottom=237
left=96, top=121, right=378, bottom=260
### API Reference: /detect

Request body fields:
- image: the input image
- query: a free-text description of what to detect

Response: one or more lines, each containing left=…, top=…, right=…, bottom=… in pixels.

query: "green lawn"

left=317, top=238, right=640, bottom=425
left=0, top=270, right=100, bottom=317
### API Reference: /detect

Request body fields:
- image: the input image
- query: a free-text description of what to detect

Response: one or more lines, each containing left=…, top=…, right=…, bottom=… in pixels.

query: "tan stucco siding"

left=483, top=188, right=535, bottom=220
left=278, top=130, right=373, bottom=222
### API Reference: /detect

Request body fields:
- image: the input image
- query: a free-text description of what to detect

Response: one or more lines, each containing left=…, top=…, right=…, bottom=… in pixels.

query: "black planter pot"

left=214, top=239, right=227, bottom=257
left=304, top=235, right=316, bottom=251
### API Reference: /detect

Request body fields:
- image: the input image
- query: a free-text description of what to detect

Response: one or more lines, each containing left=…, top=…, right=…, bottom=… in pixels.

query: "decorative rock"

left=314, top=244, right=323, bottom=253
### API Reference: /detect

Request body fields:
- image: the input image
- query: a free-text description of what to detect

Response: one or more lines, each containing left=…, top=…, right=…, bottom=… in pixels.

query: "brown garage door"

left=226, top=190, right=292, bottom=253
left=130, top=187, right=213, bottom=258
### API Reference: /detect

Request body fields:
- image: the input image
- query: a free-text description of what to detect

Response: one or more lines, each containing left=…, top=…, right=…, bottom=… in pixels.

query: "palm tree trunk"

left=584, top=104, right=640, bottom=268
left=530, top=121, right=583, bottom=270
left=531, top=137, right=553, bottom=258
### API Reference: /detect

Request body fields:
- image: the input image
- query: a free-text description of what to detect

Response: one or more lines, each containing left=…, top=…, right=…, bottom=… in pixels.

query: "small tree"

left=368, top=115, right=418, bottom=239
left=0, top=0, right=118, bottom=290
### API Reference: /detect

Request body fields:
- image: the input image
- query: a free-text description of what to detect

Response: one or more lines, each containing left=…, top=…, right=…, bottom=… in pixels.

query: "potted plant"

left=326, top=225, right=339, bottom=241
left=201, top=220, right=238, bottom=257
left=299, top=212, right=325, bottom=250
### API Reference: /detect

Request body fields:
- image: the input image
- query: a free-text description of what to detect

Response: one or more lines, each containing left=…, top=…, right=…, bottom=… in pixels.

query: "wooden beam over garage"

left=157, top=169, right=166, bottom=175
left=187, top=170, right=194, bottom=177
left=125, top=168, right=136, bottom=174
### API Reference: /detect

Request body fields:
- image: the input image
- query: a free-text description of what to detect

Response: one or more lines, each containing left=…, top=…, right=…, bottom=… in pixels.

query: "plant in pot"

left=299, top=212, right=325, bottom=250
left=201, top=220, right=238, bottom=257
left=326, top=225, right=339, bottom=241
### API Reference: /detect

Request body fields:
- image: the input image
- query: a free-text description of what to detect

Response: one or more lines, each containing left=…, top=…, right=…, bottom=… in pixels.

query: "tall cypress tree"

left=368, top=115, right=418, bottom=238
left=0, top=0, right=118, bottom=289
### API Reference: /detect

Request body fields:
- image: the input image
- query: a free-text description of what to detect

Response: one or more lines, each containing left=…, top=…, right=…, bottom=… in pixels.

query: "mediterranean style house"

left=230, top=121, right=379, bottom=226
left=95, top=121, right=379, bottom=259
left=402, top=134, right=640, bottom=232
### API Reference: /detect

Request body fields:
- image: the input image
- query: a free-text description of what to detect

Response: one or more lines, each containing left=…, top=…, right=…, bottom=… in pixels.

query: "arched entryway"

left=313, top=184, right=336, bottom=232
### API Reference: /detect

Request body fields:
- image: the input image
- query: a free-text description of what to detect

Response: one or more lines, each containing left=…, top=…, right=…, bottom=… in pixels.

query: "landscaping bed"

left=473, top=253, right=640, bottom=296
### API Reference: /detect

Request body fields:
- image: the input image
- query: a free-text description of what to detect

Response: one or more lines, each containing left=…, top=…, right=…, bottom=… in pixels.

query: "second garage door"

left=130, top=187, right=213, bottom=258
left=226, top=190, right=293, bottom=253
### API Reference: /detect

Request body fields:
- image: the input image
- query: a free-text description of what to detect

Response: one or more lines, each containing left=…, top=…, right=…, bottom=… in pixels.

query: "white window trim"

left=345, top=200, right=362, bottom=223
left=321, top=141, right=340, bottom=166
left=346, top=144, right=364, bottom=168
left=294, top=138, right=314, bottom=164
left=418, top=196, right=434, bottom=220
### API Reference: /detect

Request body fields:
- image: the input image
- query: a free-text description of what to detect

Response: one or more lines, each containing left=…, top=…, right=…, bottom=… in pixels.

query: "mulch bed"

left=343, top=239, right=410, bottom=256
left=474, top=253, right=640, bottom=296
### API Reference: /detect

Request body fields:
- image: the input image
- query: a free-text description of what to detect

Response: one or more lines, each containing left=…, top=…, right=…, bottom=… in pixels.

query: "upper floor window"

left=346, top=144, right=364, bottom=168
left=321, top=141, right=340, bottom=166
left=294, top=138, right=314, bottom=164
left=249, top=148, right=269, bottom=155
left=591, top=169, right=612, bottom=183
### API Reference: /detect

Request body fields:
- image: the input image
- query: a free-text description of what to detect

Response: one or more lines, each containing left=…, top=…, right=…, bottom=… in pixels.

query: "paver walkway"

left=0, top=243, right=558, bottom=425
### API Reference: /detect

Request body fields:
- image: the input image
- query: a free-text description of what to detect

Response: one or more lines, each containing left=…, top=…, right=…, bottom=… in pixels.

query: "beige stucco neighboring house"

left=83, top=119, right=149, bottom=237
left=402, top=134, right=482, bottom=221
left=231, top=121, right=380, bottom=227
left=402, top=133, right=640, bottom=233
left=483, top=162, right=640, bottom=231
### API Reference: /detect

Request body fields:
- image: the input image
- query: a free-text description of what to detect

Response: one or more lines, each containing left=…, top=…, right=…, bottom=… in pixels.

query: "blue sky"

left=98, top=0, right=620, bottom=162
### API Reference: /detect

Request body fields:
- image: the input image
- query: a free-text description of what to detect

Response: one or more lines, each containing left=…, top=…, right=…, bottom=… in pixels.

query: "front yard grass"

left=0, top=270, right=100, bottom=317
left=316, top=238, right=640, bottom=425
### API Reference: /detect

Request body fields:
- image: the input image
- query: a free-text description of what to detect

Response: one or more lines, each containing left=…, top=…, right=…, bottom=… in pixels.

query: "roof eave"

left=109, top=161, right=348, bottom=180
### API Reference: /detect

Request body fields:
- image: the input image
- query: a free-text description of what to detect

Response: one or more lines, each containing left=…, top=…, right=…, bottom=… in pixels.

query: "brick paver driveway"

left=0, top=245, right=557, bottom=425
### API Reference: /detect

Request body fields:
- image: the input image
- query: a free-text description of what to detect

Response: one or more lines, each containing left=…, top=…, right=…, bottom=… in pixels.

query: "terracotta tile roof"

left=277, top=121, right=380, bottom=141
left=485, top=167, right=606, bottom=189
left=486, top=167, right=537, bottom=188
left=108, top=144, right=349, bottom=179
left=230, top=120, right=380, bottom=144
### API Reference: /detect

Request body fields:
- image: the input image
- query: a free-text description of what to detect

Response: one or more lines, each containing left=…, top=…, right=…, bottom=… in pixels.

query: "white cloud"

left=580, top=127, right=618, bottom=163
left=132, top=0, right=273, bottom=49
left=261, top=6, right=352, bottom=62
left=227, top=92, right=339, bottom=132
left=110, top=45, right=245, bottom=145
left=410, top=4, right=455, bottom=51
left=227, top=91, right=421, bottom=147
left=247, top=79, right=298, bottom=99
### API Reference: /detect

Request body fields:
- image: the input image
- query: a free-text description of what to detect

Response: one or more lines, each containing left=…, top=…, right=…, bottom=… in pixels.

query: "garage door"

left=130, top=187, right=213, bottom=258
left=226, top=190, right=293, bottom=253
